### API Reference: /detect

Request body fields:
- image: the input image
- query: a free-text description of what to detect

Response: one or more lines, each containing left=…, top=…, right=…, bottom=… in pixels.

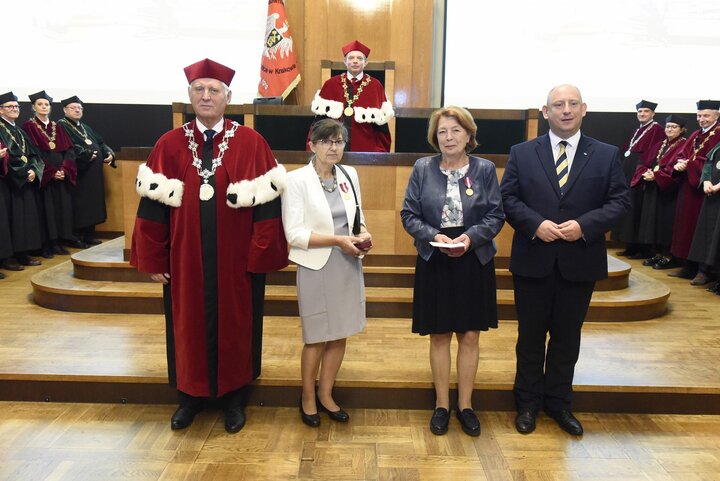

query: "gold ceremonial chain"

left=690, top=125, right=720, bottom=162
left=0, top=121, right=29, bottom=162
left=341, top=75, right=371, bottom=117
left=30, top=117, right=58, bottom=149
left=59, top=118, right=93, bottom=146
left=655, top=137, right=683, bottom=163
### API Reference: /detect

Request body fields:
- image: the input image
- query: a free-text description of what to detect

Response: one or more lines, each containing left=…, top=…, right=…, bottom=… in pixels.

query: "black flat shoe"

left=83, top=237, right=102, bottom=246
left=653, top=256, right=678, bottom=270
left=17, top=255, right=41, bottom=266
left=515, top=408, right=537, bottom=434
left=456, top=407, right=480, bottom=436
left=2, top=259, right=24, bottom=271
left=224, top=406, right=246, bottom=433
left=429, top=407, right=450, bottom=435
left=317, top=397, right=349, bottom=422
left=65, top=239, right=88, bottom=249
left=53, top=244, right=71, bottom=255
left=643, top=254, right=662, bottom=266
left=545, top=409, right=583, bottom=435
left=170, top=405, right=200, bottom=430
left=299, top=399, right=320, bottom=427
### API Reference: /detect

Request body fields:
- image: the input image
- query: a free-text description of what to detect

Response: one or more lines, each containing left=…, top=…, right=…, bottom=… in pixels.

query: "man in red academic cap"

left=310, top=40, right=394, bottom=152
left=130, top=58, right=288, bottom=433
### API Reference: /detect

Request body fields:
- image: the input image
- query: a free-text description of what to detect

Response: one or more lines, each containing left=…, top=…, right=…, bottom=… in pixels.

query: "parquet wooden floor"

left=1, top=402, right=719, bottom=481
left=2, top=247, right=720, bottom=400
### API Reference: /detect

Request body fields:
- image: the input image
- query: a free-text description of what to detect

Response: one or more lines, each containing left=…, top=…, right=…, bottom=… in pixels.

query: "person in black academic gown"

left=0, top=141, right=12, bottom=278
left=58, top=95, right=115, bottom=247
left=0, top=92, right=45, bottom=269
left=22, top=90, right=77, bottom=257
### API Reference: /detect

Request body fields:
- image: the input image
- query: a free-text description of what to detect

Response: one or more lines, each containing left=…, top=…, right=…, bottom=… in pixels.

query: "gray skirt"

left=297, top=247, right=366, bottom=344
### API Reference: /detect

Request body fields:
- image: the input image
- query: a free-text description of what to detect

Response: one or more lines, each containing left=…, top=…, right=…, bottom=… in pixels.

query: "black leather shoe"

left=17, top=255, right=41, bottom=266
left=65, top=239, right=88, bottom=249
left=653, top=256, right=678, bottom=270
left=429, top=407, right=450, bottom=435
left=40, top=248, right=55, bottom=259
left=545, top=409, right=583, bottom=435
left=2, top=259, right=23, bottom=271
left=170, top=405, right=200, bottom=430
left=83, top=237, right=102, bottom=246
left=456, top=408, right=480, bottom=436
left=668, top=268, right=695, bottom=279
left=224, top=406, right=246, bottom=433
left=54, top=245, right=70, bottom=255
left=317, top=397, right=349, bottom=422
left=627, top=252, right=648, bottom=260
left=0, top=272, right=5, bottom=279
left=643, top=254, right=662, bottom=266
left=299, top=399, right=320, bottom=428
left=515, top=408, right=537, bottom=434
left=616, top=249, right=635, bottom=257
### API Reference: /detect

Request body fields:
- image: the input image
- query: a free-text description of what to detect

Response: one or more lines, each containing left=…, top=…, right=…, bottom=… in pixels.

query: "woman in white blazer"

left=282, top=119, right=373, bottom=428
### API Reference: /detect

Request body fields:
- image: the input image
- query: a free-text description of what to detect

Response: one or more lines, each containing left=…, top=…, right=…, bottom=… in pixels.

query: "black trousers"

left=512, top=265, right=595, bottom=412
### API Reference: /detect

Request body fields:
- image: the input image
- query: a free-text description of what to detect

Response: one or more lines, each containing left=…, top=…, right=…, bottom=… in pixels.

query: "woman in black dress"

left=401, top=106, right=504, bottom=437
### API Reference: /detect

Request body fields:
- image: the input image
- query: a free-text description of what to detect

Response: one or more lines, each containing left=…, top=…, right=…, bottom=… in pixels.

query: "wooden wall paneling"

left=120, top=160, right=144, bottom=252
left=301, top=1, right=330, bottom=107
left=410, top=0, right=434, bottom=108
left=285, top=0, right=306, bottom=105
left=389, top=0, right=415, bottom=110
left=96, top=164, right=125, bottom=235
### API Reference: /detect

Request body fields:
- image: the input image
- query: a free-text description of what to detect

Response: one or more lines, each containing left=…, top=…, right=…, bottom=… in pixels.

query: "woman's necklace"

left=313, top=159, right=337, bottom=192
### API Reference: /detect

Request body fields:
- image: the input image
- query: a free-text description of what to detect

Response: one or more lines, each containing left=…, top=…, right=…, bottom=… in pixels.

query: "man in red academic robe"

left=130, top=59, right=288, bottom=433
left=613, top=100, right=665, bottom=258
left=668, top=99, right=720, bottom=281
left=310, top=39, right=394, bottom=152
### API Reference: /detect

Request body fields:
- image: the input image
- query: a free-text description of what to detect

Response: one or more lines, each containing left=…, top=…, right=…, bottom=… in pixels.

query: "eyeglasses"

left=665, top=125, right=681, bottom=129
left=317, top=139, right=346, bottom=148
left=0, top=105, right=20, bottom=110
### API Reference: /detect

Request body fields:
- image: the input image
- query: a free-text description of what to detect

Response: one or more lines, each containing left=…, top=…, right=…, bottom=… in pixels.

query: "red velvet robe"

left=130, top=120, right=288, bottom=397
left=671, top=123, right=720, bottom=259
left=311, top=74, right=393, bottom=152
left=631, top=136, right=686, bottom=190
left=22, top=117, right=77, bottom=187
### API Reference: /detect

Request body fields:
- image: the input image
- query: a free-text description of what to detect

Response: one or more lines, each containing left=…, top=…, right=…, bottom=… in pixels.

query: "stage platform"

left=2, top=238, right=719, bottom=415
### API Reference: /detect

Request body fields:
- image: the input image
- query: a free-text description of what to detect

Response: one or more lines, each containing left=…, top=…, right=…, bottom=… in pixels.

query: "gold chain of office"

left=58, top=118, right=93, bottom=146
left=30, top=117, right=58, bottom=150
left=0, top=121, right=29, bottom=163
left=341, top=75, right=371, bottom=117
left=691, top=125, right=719, bottom=162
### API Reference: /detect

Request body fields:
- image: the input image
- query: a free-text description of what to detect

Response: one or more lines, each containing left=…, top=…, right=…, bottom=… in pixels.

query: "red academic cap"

left=341, top=40, right=370, bottom=58
left=183, top=58, right=235, bottom=86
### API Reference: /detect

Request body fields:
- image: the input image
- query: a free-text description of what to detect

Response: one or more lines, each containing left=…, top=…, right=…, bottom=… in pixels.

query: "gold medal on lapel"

left=466, top=188, right=474, bottom=196
left=84, top=138, right=92, bottom=145
left=48, top=141, right=56, bottom=150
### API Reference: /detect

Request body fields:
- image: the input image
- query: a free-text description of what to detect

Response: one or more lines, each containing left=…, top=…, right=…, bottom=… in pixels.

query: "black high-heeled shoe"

left=299, top=398, right=320, bottom=427
left=317, top=397, right=350, bottom=422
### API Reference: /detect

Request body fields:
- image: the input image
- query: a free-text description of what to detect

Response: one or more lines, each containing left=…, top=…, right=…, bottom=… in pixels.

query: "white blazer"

left=281, top=162, right=365, bottom=270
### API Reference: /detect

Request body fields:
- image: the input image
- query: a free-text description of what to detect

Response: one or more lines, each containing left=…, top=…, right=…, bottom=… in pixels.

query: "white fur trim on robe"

left=135, top=163, right=184, bottom=208
left=226, top=163, right=287, bottom=208
left=354, top=100, right=394, bottom=126
left=310, top=90, right=343, bottom=119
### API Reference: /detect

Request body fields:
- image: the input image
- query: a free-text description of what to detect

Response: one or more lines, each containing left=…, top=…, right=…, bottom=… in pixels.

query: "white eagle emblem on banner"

left=263, top=12, right=294, bottom=60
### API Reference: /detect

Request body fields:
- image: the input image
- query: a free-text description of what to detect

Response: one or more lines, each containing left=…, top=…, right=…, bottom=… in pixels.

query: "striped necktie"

left=556, top=140, right=569, bottom=194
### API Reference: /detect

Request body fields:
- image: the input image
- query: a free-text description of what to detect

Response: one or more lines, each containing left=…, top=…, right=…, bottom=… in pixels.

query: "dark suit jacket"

left=500, top=133, right=630, bottom=282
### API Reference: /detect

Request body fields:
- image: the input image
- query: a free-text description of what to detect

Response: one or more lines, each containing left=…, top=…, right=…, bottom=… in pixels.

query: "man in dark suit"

left=500, top=84, right=630, bottom=435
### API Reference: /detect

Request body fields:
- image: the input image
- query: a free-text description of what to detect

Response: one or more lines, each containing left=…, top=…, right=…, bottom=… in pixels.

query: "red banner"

left=258, top=0, right=301, bottom=99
